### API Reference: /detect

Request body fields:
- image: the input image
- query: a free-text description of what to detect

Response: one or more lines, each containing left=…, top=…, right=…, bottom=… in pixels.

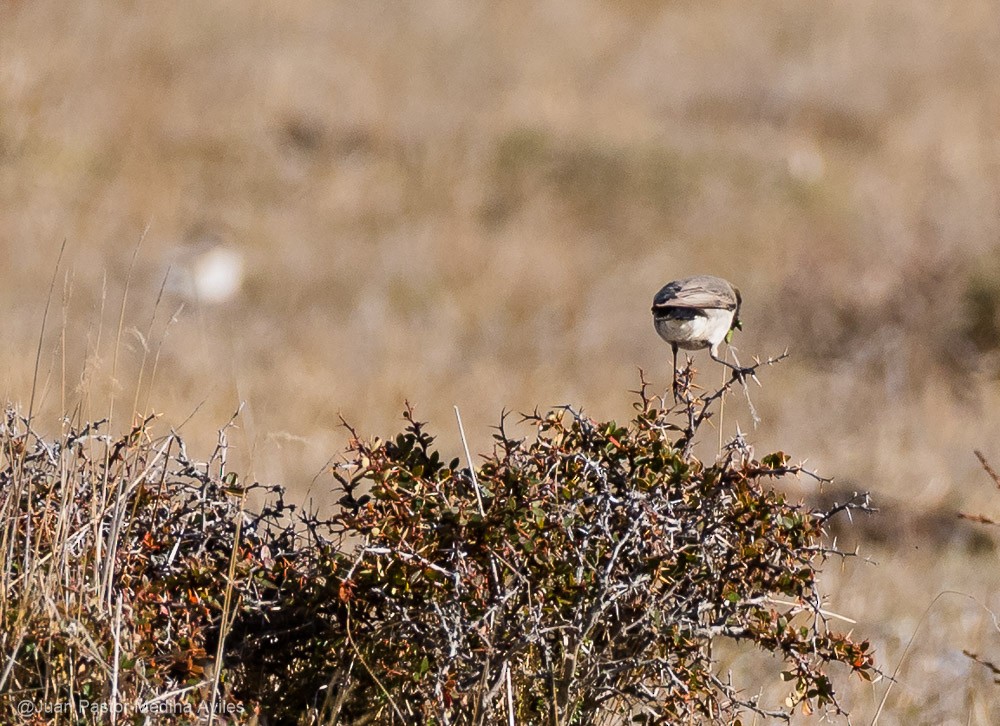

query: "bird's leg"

left=710, top=347, right=754, bottom=381
left=671, top=343, right=680, bottom=402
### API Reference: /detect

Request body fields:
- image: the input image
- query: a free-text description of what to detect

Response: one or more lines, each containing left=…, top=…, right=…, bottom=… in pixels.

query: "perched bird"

left=651, top=275, right=746, bottom=396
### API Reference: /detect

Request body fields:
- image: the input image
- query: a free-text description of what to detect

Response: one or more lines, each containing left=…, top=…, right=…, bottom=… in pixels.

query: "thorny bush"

left=322, top=371, right=874, bottom=725
left=0, top=367, right=874, bottom=725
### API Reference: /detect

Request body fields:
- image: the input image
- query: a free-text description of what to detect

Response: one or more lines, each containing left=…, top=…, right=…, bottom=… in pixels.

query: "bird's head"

left=726, top=286, right=743, bottom=344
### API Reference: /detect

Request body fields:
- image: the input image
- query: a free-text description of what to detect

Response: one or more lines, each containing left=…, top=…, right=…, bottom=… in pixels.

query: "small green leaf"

left=761, top=451, right=790, bottom=468
left=413, top=656, right=430, bottom=681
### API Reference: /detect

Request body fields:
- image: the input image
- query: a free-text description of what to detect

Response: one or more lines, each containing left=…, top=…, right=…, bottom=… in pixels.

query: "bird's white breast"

left=653, top=308, right=733, bottom=350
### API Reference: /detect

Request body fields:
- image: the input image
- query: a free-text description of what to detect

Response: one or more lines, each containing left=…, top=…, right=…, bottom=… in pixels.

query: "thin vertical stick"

left=208, top=492, right=244, bottom=726
left=107, top=226, right=148, bottom=429
left=27, top=239, right=67, bottom=427
left=131, top=265, right=172, bottom=420
left=99, top=228, right=147, bottom=607
left=60, top=268, right=73, bottom=429
left=17, top=240, right=68, bottom=593
left=454, top=406, right=512, bottom=723
left=719, top=368, right=726, bottom=454
left=209, top=415, right=245, bottom=726
left=110, top=593, right=123, bottom=725
left=454, top=406, right=485, bottom=515
left=505, top=664, right=515, bottom=726
left=718, top=355, right=727, bottom=452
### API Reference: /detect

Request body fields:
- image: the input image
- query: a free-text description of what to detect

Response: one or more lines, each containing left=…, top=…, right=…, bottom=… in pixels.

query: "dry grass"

left=3, top=0, right=1000, bottom=722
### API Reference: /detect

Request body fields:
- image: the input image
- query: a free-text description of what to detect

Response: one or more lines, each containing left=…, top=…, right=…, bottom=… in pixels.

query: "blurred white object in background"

left=166, top=237, right=245, bottom=305
left=786, top=139, right=826, bottom=185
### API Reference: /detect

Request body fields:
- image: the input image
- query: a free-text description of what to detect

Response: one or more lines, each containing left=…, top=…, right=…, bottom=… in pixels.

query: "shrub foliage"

left=0, top=372, right=873, bottom=724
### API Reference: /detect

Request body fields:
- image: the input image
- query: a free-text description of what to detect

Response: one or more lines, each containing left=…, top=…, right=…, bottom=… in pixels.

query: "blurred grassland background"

left=4, top=1, right=1000, bottom=722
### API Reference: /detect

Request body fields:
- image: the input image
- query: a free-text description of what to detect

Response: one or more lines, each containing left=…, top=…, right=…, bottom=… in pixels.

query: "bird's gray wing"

left=652, top=277, right=737, bottom=310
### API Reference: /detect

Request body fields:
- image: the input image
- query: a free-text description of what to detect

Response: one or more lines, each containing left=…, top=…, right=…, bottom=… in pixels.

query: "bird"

left=651, top=275, right=747, bottom=397
left=166, top=233, right=245, bottom=306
